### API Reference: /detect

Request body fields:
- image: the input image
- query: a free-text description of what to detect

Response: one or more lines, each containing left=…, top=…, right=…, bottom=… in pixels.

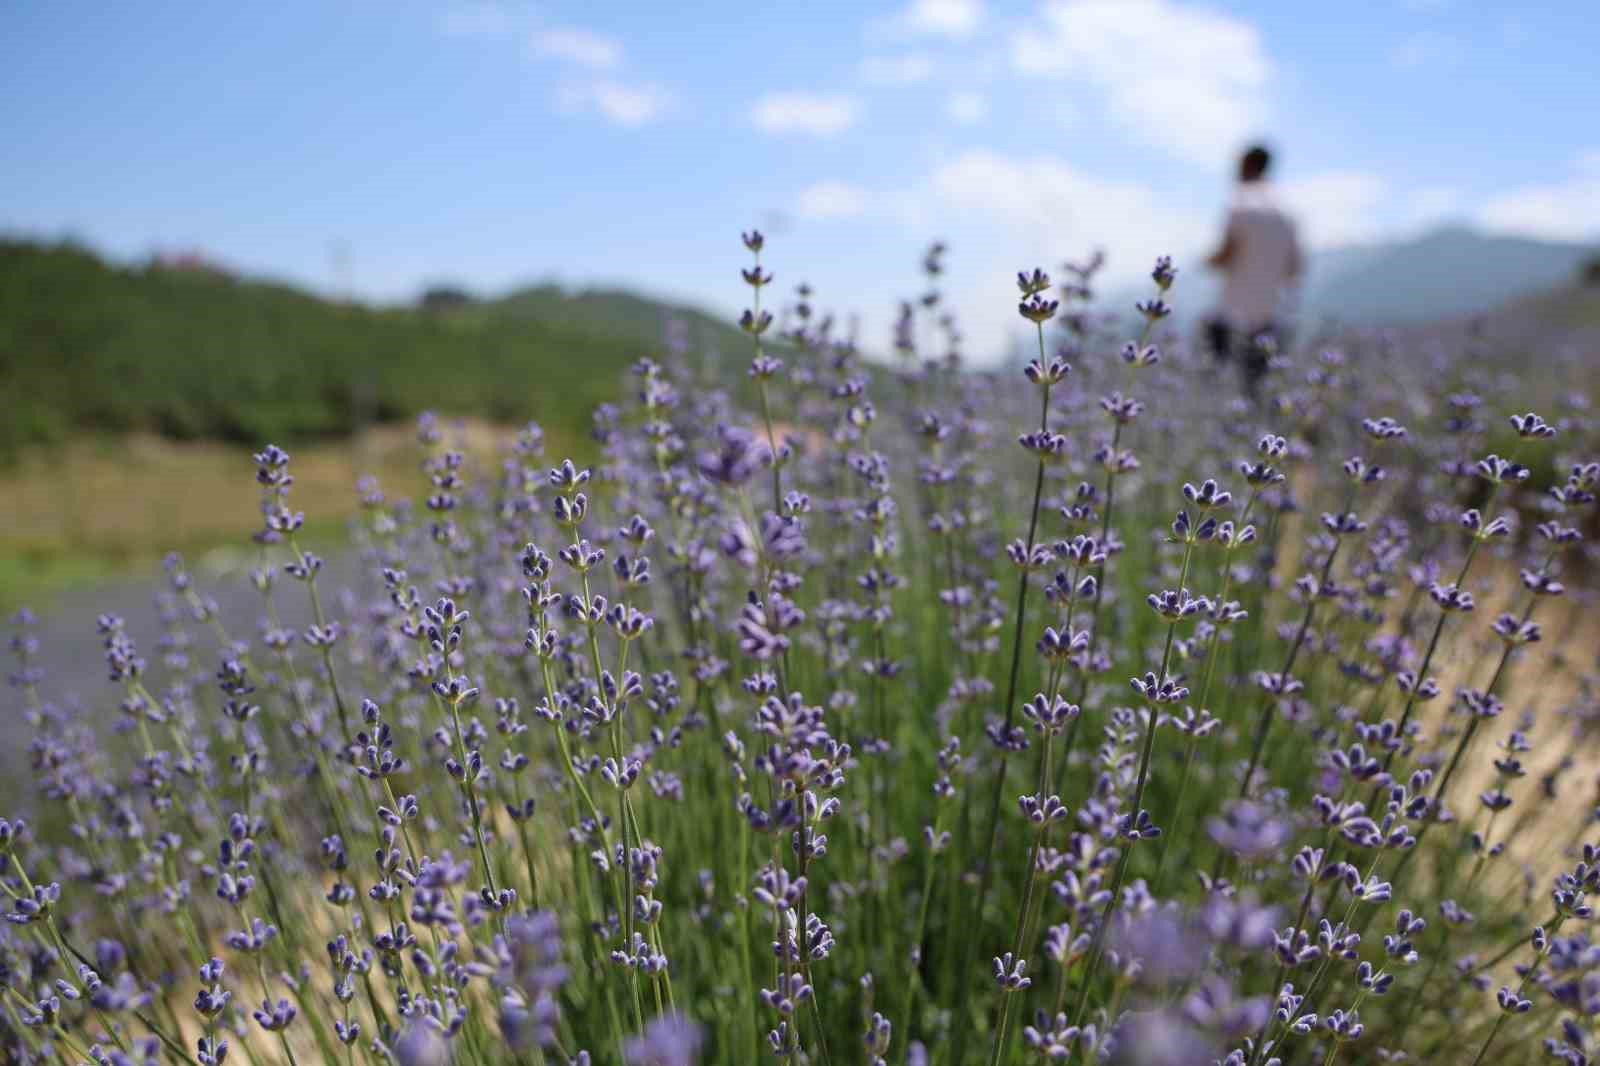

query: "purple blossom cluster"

left=2, top=233, right=1598, bottom=1066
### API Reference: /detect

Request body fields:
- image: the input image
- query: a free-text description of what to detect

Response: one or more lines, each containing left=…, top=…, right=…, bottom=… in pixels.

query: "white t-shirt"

left=1216, top=183, right=1300, bottom=329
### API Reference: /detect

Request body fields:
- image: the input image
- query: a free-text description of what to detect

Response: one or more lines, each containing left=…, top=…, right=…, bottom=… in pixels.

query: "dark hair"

left=1240, top=144, right=1271, bottom=182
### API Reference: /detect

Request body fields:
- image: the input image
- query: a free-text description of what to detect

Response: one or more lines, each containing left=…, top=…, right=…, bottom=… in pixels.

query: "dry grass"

left=1423, top=577, right=1599, bottom=877
left=0, top=418, right=568, bottom=609
left=1269, top=465, right=1600, bottom=903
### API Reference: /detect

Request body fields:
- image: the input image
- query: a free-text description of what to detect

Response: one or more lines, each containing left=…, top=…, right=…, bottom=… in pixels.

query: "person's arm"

left=1285, top=220, right=1304, bottom=283
left=1207, top=215, right=1237, bottom=271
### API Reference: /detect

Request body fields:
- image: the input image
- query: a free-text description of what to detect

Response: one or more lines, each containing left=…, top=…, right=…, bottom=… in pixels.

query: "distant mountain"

left=1300, top=225, right=1598, bottom=324
left=1115, top=226, right=1596, bottom=329
left=0, top=240, right=749, bottom=456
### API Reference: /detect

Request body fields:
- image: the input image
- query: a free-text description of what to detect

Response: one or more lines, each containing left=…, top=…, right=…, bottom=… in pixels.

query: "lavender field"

left=4, top=231, right=1598, bottom=1066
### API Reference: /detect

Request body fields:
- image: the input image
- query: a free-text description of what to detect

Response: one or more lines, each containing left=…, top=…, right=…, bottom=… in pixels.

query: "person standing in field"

left=1205, top=144, right=1303, bottom=401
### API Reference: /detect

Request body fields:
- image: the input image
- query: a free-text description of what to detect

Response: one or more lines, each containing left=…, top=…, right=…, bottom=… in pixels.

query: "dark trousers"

left=1206, top=316, right=1278, bottom=399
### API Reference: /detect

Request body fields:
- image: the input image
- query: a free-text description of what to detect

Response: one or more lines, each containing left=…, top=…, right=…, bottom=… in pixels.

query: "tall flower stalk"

left=1, top=242, right=1596, bottom=1066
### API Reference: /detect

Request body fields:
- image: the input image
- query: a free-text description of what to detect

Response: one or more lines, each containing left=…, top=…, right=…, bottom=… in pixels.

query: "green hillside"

left=0, top=239, right=747, bottom=456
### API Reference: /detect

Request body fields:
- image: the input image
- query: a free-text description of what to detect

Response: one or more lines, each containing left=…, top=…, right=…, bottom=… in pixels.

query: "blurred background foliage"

left=0, top=239, right=751, bottom=457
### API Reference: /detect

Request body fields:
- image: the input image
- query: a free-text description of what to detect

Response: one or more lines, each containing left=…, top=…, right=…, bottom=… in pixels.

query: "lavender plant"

left=2, top=232, right=1598, bottom=1066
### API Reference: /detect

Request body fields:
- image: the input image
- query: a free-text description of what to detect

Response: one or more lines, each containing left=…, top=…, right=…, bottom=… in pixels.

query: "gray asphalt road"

left=10, top=546, right=366, bottom=776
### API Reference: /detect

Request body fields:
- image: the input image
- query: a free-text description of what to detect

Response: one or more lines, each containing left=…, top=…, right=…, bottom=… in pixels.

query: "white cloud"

left=896, top=0, right=985, bottom=39
left=946, top=90, right=988, bottom=125
left=860, top=53, right=937, bottom=86
left=1279, top=172, right=1387, bottom=248
left=797, top=181, right=871, bottom=220
left=557, top=82, right=670, bottom=126
left=531, top=27, right=624, bottom=69
left=750, top=93, right=861, bottom=137
left=919, top=150, right=1213, bottom=365
left=1476, top=152, right=1600, bottom=242
left=1010, top=0, right=1269, bottom=165
left=931, top=150, right=1209, bottom=280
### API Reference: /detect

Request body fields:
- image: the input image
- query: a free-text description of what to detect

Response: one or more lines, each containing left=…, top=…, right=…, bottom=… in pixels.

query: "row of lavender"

left=3, top=234, right=1598, bottom=1066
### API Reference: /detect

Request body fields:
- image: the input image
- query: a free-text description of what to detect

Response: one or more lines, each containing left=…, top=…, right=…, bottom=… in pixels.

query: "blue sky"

left=4, top=0, right=1597, bottom=359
